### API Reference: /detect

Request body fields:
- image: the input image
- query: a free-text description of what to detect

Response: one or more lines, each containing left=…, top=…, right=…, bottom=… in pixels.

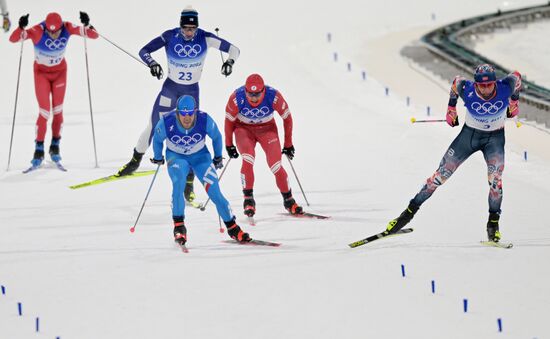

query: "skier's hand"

left=2, top=13, right=10, bottom=32
left=507, top=99, right=519, bottom=118
left=18, top=14, right=29, bottom=29
left=446, top=106, right=459, bottom=127
left=150, top=156, right=165, bottom=165
left=79, top=11, right=90, bottom=27
left=282, top=145, right=295, bottom=160
left=221, top=59, right=234, bottom=76
left=149, top=62, right=164, bottom=80
left=213, top=156, right=224, bottom=169
left=226, top=145, right=239, bottom=159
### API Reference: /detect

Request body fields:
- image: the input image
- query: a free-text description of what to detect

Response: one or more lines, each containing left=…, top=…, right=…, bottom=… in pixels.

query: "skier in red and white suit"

left=9, top=12, right=98, bottom=167
left=225, top=73, right=303, bottom=216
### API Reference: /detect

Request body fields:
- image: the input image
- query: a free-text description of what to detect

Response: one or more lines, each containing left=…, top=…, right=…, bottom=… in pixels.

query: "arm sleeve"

left=205, top=32, right=240, bottom=61
left=448, top=76, right=466, bottom=107
left=273, top=91, right=293, bottom=148
left=9, top=24, right=42, bottom=44
left=224, top=92, right=239, bottom=146
left=503, top=71, right=522, bottom=100
left=152, top=119, right=167, bottom=160
left=206, top=115, right=223, bottom=158
left=139, top=30, right=170, bottom=66
left=65, top=21, right=99, bottom=39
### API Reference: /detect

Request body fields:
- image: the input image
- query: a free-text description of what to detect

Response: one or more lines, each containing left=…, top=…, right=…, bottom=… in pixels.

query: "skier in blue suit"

left=151, top=95, right=250, bottom=246
left=119, top=6, right=240, bottom=205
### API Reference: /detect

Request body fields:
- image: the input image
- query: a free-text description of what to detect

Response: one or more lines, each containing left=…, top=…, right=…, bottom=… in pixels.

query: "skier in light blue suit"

left=151, top=95, right=250, bottom=246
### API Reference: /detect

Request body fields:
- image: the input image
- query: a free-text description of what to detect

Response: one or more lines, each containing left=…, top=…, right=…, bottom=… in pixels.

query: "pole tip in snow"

left=410, top=117, right=416, bottom=123
left=130, top=227, right=135, bottom=233
left=219, top=227, right=224, bottom=233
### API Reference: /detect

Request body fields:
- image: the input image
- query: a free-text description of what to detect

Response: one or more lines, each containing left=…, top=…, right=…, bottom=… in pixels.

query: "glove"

left=282, top=145, right=295, bottom=160
left=446, top=106, right=459, bottom=127
left=2, top=13, right=10, bottom=32
left=226, top=145, right=239, bottom=159
left=150, top=157, right=165, bottom=165
left=507, top=99, right=519, bottom=118
left=221, top=59, right=234, bottom=76
left=149, top=62, right=164, bottom=80
left=79, top=11, right=90, bottom=27
left=213, top=156, right=224, bottom=169
left=18, top=14, right=29, bottom=29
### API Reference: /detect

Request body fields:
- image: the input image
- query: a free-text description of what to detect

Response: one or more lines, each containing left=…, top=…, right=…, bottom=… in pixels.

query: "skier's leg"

left=235, top=126, right=257, bottom=215
left=482, top=129, right=505, bottom=241
left=31, top=69, right=52, bottom=166
left=49, top=69, right=67, bottom=162
left=167, top=158, right=191, bottom=221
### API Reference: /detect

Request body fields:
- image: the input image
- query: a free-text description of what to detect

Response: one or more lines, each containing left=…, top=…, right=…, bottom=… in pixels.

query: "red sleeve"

left=273, top=91, right=293, bottom=148
left=64, top=21, right=99, bottom=39
left=224, top=92, right=239, bottom=146
left=9, top=24, right=43, bottom=44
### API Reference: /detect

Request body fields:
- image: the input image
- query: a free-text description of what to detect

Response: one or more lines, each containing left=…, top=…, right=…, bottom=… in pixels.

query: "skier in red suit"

left=225, top=73, right=303, bottom=217
left=10, top=12, right=98, bottom=168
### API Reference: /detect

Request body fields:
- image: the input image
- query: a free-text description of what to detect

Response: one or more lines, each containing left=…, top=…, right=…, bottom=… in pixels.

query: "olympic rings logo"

left=45, top=38, right=67, bottom=50
left=170, top=133, right=203, bottom=146
left=241, top=106, right=271, bottom=118
left=173, top=44, right=202, bottom=58
left=470, top=101, right=504, bottom=115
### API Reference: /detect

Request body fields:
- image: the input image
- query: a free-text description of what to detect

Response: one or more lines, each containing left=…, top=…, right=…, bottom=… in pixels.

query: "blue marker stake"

left=347, top=62, right=351, bottom=72
left=327, top=33, right=331, bottom=43
left=401, top=264, right=406, bottom=277
left=385, top=87, right=389, bottom=96
left=333, top=52, right=338, bottom=62
left=406, top=97, right=410, bottom=106
left=18, top=302, right=22, bottom=316
left=427, top=106, right=431, bottom=116
left=36, top=317, right=40, bottom=332
left=463, top=299, right=468, bottom=313
left=497, top=318, right=502, bottom=332
left=431, top=280, right=435, bottom=294
left=362, top=71, right=366, bottom=80
left=1, top=285, right=5, bottom=295
left=524, top=151, right=528, bottom=161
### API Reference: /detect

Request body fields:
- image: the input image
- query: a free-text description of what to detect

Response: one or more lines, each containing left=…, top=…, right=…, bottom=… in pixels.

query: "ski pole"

left=410, top=117, right=446, bottom=123
left=199, top=158, right=232, bottom=211
left=214, top=28, right=225, bottom=64
left=83, top=25, right=99, bottom=168
left=130, top=164, right=161, bottom=233
left=98, top=32, right=147, bottom=67
left=6, top=36, right=24, bottom=171
left=285, top=155, right=310, bottom=206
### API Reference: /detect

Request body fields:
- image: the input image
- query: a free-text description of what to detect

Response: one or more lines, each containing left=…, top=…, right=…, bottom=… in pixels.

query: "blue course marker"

left=333, top=52, right=338, bottom=62
left=1, top=285, right=5, bottom=295
left=463, top=299, right=468, bottom=313
left=327, top=33, right=332, bottom=42
left=36, top=317, right=40, bottom=332
left=497, top=318, right=503, bottom=332
left=431, top=280, right=435, bottom=294
left=401, top=264, right=406, bottom=277
left=18, top=302, right=22, bottom=316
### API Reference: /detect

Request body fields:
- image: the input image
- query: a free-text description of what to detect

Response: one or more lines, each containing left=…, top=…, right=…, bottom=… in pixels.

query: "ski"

left=22, top=165, right=40, bottom=174
left=54, top=161, right=67, bottom=172
left=69, top=170, right=156, bottom=189
left=224, top=239, right=281, bottom=247
left=480, top=241, right=513, bottom=249
left=178, top=243, right=189, bottom=253
left=348, top=228, right=414, bottom=248
left=281, top=212, right=330, bottom=219
left=247, top=216, right=256, bottom=226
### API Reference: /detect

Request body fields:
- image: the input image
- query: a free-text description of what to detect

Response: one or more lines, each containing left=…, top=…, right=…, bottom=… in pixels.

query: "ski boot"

left=184, top=171, right=196, bottom=202
left=49, top=137, right=61, bottom=162
left=31, top=141, right=45, bottom=167
left=385, top=203, right=419, bottom=234
left=117, top=148, right=143, bottom=176
left=487, top=212, right=501, bottom=243
left=243, top=189, right=256, bottom=217
left=173, top=217, right=187, bottom=246
left=224, top=218, right=251, bottom=243
left=282, top=190, right=303, bottom=215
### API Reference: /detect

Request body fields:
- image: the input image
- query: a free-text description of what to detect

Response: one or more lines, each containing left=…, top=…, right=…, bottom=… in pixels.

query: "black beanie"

left=180, top=8, right=199, bottom=27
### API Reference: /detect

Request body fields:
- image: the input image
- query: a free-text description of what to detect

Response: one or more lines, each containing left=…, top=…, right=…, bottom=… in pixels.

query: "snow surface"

left=1, top=0, right=549, bottom=338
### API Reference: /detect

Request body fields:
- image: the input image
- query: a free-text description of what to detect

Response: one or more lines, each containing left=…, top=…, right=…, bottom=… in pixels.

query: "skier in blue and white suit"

left=119, top=6, right=240, bottom=203
left=151, top=95, right=250, bottom=246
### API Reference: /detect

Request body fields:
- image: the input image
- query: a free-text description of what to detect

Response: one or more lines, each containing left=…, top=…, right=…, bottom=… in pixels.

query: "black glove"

left=213, top=156, right=224, bottom=169
left=19, top=14, right=29, bottom=29
left=150, top=62, right=164, bottom=80
left=221, top=59, right=234, bottom=76
left=150, top=156, right=165, bottom=165
left=79, top=11, right=90, bottom=27
left=226, top=146, right=239, bottom=159
left=282, top=146, right=295, bottom=160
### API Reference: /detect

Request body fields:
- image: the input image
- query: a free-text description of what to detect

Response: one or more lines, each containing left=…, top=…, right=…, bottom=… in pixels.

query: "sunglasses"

left=476, top=82, right=495, bottom=88
left=246, top=91, right=263, bottom=98
left=182, top=26, right=197, bottom=32
left=177, top=109, right=195, bottom=116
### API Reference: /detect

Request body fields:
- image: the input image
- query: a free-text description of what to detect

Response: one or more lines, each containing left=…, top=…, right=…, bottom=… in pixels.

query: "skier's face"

left=475, top=81, right=496, bottom=99
left=246, top=90, right=264, bottom=105
left=46, top=28, right=62, bottom=39
left=178, top=111, right=196, bottom=129
left=181, top=26, right=197, bottom=40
